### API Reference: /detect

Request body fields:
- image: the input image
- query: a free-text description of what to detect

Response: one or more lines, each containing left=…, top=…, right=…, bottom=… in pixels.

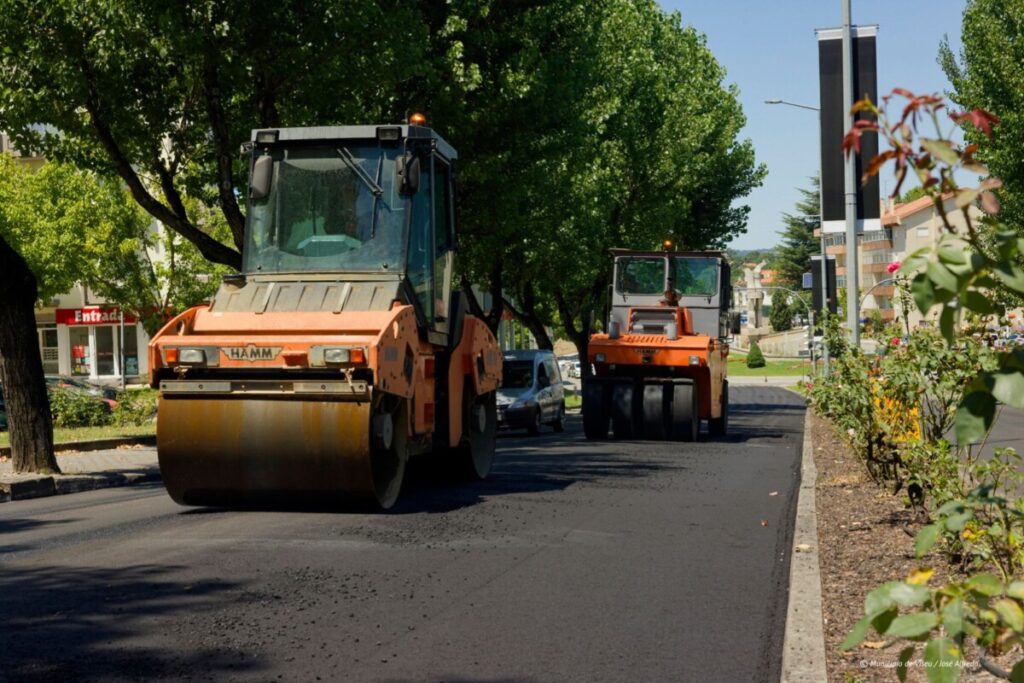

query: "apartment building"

left=822, top=194, right=981, bottom=328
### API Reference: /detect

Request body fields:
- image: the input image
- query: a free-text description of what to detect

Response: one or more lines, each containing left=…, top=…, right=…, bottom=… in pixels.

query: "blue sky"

left=662, top=0, right=968, bottom=250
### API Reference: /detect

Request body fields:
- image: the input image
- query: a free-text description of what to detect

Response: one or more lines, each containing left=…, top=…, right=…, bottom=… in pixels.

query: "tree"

left=897, top=185, right=927, bottom=204
left=773, top=176, right=820, bottom=288
left=940, top=0, right=1024, bottom=232
left=0, top=0, right=429, bottom=269
left=0, top=156, right=147, bottom=472
left=438, top=1, right=765, bottom=365
left=746, top=340, right=766, bottom=369
left=769, top=293, right=793, bottom=332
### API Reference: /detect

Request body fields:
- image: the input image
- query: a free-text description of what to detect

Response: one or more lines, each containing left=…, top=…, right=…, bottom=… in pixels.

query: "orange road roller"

left=583, top=248, right=731, bottom=441
left=149, top=122, right=501, bottom=509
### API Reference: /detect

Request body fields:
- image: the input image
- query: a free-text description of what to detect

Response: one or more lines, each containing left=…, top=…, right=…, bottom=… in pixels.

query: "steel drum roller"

left=157, top=396, right=402, bottom=507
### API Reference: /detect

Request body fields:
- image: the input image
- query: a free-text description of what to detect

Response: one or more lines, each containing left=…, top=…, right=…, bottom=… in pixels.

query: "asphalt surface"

left=0, top=386, right=805, bottom=683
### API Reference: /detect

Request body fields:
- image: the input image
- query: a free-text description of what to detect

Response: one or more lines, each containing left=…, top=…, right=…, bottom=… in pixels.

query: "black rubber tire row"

left=582, top=379, right=728, bottom=441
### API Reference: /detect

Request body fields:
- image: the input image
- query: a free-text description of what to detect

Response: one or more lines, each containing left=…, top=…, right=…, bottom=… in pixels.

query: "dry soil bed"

left=811, top=411, right=1017, bottom=682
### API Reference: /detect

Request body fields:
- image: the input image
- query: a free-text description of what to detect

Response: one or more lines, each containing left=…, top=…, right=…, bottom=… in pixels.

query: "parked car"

left=45, top=375, right=118, bottom=410
left=497, top=350, right=566, bottom=434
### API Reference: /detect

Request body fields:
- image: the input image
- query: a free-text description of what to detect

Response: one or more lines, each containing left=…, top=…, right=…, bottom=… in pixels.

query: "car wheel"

left=553, top=403, right=565, bottom=432
left=527, top=408, right=542, bottom=436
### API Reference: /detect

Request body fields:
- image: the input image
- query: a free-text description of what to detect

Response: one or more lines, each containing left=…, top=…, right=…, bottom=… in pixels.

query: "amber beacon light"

left=409, top=112, right=427, bottom=125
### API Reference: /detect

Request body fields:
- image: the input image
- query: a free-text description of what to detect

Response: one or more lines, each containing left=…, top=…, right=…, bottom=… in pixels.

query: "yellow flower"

left=907, top=568, right=934, bottom=586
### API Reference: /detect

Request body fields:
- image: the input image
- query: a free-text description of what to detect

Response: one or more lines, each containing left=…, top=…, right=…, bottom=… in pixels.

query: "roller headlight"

left=179, top=348, right=206, bottom=364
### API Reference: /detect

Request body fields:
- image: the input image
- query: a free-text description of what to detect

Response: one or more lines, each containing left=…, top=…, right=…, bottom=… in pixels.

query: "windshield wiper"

left=335, top=147, right=383, bottom=197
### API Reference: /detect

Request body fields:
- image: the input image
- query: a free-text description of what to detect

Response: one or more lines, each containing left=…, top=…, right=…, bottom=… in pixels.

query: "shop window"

left=96, top=327, right=115, bottom=376
left=69, top=327, right=90, bottom=376
left=123, top=328, right=139, bottom=376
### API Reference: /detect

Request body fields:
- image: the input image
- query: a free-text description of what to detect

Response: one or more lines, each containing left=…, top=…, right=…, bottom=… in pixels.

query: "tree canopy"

left=773, top=176, right=819, bottom=289
left=0, top=0, right=764, bottom=359
left=940, top=0, right=1024, bottom=231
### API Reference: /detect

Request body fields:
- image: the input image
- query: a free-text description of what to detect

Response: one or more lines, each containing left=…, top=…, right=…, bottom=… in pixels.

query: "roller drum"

left=157, top=395, right=404, bottom=508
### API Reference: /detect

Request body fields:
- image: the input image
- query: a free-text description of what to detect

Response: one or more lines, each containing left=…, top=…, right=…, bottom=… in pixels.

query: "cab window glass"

left=616, top=258, right=665, bottom=294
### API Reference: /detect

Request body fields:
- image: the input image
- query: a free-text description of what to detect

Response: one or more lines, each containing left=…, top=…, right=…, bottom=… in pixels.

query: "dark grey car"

left=497, top=350, right=565, bottom=434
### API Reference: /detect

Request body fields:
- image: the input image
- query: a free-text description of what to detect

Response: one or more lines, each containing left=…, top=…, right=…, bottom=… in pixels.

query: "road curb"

left=780, top=409, right=828, bottom=682
left=0, top=435, right=155, bottom=458
left=0, top=470, right=161, bottom=503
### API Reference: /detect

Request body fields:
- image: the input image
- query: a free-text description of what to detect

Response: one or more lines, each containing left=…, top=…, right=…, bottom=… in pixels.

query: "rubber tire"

left=527, top=407, right=542, bottom=436
left=708, top=380, right=729, bottom=438
left=642, top=383, right=668, bottom=440
left=611, top=382, right=635, bottom=440
left=582, top=382, right=609, bottom=440
left=671, top=383, right=698, bottom=442
left=552, top=402, right=565, bottom=432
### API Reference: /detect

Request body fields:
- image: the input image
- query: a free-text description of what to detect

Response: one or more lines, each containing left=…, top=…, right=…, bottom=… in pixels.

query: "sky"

left=662, top=0, right=969, bottom=250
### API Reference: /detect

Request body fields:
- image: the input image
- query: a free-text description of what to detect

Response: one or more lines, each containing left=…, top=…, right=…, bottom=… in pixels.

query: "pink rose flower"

left=887, top=260, right=902, bottom=274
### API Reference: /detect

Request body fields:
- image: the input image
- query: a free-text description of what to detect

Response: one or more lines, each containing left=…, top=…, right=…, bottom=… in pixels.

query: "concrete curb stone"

left=780, top=410, right=828, bottom=682
left=0, top=469, right=160, bottom=503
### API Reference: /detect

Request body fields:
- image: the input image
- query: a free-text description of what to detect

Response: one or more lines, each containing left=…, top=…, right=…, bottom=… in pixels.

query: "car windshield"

left=243, top=145, right=406, bottom=274
left=672, top=257, right=719, bottom=295
left=501, top=361, right=534, bottom=389
left=616, top=258, right=666, bottom=295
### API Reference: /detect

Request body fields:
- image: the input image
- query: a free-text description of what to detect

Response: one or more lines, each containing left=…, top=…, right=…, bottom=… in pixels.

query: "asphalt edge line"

left=780, top=409, right=828, bottom=682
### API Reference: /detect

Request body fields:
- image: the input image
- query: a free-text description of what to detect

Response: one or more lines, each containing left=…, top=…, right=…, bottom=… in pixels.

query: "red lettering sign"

left=55, top=308, right=137, bottom=326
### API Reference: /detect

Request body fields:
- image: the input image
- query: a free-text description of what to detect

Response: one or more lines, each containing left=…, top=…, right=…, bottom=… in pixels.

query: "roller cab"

left=583, top=249, right=731, bottom=441
left=149, top=123, right=501, bottom=509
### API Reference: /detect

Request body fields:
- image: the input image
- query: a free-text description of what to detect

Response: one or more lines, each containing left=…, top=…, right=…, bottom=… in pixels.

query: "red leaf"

left=951, top=108, right=1001, bottom=138
left=981, top=191, right=1000, bottom=215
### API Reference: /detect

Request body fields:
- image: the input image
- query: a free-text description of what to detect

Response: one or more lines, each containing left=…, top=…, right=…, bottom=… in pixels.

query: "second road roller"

left=583, top=245, right=732, bottom=441
left=148, top=120, right=502, bottom=509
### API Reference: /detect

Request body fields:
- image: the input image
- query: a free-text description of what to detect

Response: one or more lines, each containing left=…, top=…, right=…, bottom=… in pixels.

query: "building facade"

left=822, top=194, right=981, bottom=328
left=35, top=284, right=150, bottom=383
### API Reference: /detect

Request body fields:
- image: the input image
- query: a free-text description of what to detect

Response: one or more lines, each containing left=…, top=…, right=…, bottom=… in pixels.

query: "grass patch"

left=0, top=423, right=155, bottom=448
left=726, top=357, right=811, bottom=377
left=565, top=393, right=582, bottom=410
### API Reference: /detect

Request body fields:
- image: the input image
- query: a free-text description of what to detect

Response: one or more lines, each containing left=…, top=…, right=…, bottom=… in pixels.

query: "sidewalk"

left=728, top=375, right=805, bottom=387
left=0, top=446, right=160, bottom=503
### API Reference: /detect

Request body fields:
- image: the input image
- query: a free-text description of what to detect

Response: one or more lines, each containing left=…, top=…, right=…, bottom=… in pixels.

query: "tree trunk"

left=0, top=235, right=58, bottom=473
left=554, top=291, right=594, bottom=379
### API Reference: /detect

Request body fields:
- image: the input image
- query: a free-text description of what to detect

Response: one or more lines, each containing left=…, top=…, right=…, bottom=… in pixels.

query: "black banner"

left=817, top=26, right=880, bottom=233
left=811, top=255, right=838, bottom=315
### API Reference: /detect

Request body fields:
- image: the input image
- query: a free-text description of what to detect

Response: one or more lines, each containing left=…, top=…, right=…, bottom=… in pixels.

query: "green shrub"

left=112, top=388, right=158, bottom=426
left=49, top=389, right=112, bottom=428
left=746, top=340, right=766, bottom=368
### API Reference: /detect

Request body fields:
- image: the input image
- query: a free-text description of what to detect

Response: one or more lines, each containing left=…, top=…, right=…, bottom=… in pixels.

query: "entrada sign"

left=56, top=307, right=137, bottom=326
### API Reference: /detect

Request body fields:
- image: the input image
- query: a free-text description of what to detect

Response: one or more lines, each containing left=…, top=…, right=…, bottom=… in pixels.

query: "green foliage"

left=746, top=341, right=766, bottom=369
left=769, top=292, right=793, bottom=332
left=898, top=185, right=928, bottom=204
left=112, top=389, right=158, bottom=427
left=774, top=176, right=820, bottom=288
left=0, top=155, right=145, bottom=301
left=807, top=328, right=993, bottom=487
left=835, top=87, right=1024, bottom=679
left=48, top=389, right=111, bottom=428
left=941, top=0, right=1024, bottom=233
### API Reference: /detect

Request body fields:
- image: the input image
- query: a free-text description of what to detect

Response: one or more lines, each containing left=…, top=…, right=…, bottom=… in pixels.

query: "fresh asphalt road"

left=0, top=387, right=804, bottom=683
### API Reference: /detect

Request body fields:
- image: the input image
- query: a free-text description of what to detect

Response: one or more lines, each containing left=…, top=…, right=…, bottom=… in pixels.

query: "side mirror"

left=249, top=155, right=273, bottom=200
left=397, top=154, right=421, bottom=196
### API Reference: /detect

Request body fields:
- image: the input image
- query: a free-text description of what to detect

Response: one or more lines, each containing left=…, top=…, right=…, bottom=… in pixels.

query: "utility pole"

left=842, top=0, right=860, bottom=349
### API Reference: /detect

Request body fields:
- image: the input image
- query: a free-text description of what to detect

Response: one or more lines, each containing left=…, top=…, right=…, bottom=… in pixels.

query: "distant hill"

left=726, top=248, right=777, bottom=267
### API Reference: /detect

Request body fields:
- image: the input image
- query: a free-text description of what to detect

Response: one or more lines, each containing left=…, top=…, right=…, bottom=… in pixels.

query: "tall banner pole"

left=841, top=0, right=860, bottom=348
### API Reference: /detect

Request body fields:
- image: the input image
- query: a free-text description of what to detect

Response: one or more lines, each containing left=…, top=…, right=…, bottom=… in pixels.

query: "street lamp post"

left=765, top=98, right=830, bottom=375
